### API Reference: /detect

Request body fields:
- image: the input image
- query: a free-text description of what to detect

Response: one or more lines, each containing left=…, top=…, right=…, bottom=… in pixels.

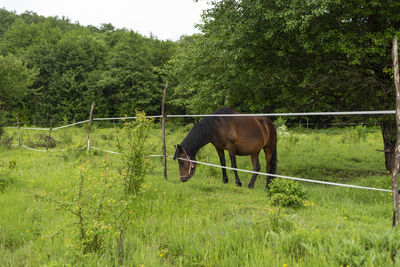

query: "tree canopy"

left=162, top=0, right=400, bottom=171
left=1, top=2, right=400, bottom=135
left=165, top=0, right=400, bottom=115
left=0, top=9, right=177, bottom=124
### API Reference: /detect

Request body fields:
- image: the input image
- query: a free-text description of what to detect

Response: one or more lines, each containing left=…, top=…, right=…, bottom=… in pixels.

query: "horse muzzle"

left=180, top=175, right=192, bottom=182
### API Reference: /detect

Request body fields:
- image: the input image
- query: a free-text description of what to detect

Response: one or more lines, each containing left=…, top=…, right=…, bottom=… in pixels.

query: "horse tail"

left=271, top=141, right=277, bottom=174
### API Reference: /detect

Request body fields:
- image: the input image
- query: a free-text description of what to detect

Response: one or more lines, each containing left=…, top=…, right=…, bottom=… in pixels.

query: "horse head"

left=173, top=144, right=196, bottom=182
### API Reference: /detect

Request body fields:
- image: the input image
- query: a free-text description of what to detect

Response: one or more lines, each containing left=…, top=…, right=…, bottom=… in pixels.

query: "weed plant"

left=117, top=111, right=153, bottom=195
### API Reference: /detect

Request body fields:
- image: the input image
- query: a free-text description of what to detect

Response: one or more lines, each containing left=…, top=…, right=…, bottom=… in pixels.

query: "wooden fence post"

left=87, top=102, right=95, bottom=152
left=392, top=35, right=400, bottom=227
left=16, top=113, right=21, bottom=149
left=161, top=82, right=168, bottom=180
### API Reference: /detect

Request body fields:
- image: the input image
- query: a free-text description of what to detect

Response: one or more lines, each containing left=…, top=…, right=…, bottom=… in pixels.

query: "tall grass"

left=0, top=124, right=397, bottom=266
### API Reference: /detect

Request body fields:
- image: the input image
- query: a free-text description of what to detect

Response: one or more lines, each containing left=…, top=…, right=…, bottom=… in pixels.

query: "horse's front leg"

left=228, top=151, right=242, bottom=187
left=216, top=148, right=228, bottom=184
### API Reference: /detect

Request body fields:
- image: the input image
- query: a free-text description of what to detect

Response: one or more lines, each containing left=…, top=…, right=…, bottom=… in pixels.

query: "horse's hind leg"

left=228, top=151, right=242, bottom=187
left=264, top=144, right=277, bottom=189
left=248, top=153, right=261, bottom=189
left=216, top=148, right=228, bottom=184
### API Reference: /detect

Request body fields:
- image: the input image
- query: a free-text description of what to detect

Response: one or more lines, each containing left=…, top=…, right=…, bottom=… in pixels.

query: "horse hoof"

left=248, top=184, right=254, bottom=189
left=223, top=178, right=228, bottom=184
left=236, top=182, right=242, bottom=187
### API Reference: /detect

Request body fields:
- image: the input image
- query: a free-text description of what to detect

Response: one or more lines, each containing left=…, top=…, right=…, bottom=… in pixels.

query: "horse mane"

left=178, top=108, right=235, bottom=158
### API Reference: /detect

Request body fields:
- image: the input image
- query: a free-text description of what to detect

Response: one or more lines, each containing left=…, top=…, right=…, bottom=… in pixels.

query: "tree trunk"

left=382, top=119, right=397, bottom=173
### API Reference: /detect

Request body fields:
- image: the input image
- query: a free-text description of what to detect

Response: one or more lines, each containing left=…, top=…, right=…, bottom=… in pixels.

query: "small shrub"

left=34, top=159, right=137, bottom=257
left=270, top=193, right=304, bottom=208
left=268, top=179, right=307, bottom=198
left=117, top=110, right=153, bottom=196
left=268, top=179, right=307, bottom=208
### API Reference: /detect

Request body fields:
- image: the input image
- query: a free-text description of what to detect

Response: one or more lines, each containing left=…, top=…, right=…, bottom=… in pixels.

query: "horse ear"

left=176, top=144, right=184, bottom=152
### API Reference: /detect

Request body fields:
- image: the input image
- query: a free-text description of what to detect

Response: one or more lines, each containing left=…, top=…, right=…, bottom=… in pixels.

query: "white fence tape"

left=5, top=110, right=396, bottom=131
left=71, top=145, right=393, bottom=193
left=89, top=146, right=122, bottom=154
left=169, top=156, right=392, bottom=193
left=52, top=120, right=90, bottom=130
left=93, top=115, right=162, bottom=121
left=6, top=127, right=50, bottom=131
left=21, top=145, right=61, bottom=152
left=166, top=110, right=395, bottom=118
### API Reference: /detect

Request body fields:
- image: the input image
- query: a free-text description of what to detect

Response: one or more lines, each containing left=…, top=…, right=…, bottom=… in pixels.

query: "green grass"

left=0, top=124, right=399, bottom=266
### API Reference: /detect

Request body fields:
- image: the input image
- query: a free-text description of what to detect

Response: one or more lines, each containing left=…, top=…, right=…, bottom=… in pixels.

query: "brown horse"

left=174, top=108, right=277, bottom=188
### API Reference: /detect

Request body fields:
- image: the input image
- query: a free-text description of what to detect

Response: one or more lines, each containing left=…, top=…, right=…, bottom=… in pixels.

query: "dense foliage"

left=0, top=9, right=176, bottom=124
left=165, top=0, right=400, bottom=115
left=164, top=0, right=400, bottom=170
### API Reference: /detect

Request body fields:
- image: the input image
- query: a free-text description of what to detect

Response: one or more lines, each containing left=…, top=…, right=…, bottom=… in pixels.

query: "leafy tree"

left=0, top=54, right=37, bottom=135
left=0, top=8, right=17, bottom=37
left=165, top=0, right=400, bottom=171
left=0, top=9, right=177, bottom=123
left=103, top=32, right=165, bottom=116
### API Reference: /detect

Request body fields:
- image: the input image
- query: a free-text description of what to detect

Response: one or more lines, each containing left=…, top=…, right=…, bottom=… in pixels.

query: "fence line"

left=6, top=126, right=50, bottom=131
left=53, top=120, right=90, bottom=130
left=38, top=142, right=391, bottom=193
left=89, top=146, right=122, bottom=155
left=165, top=110, right=396, bottom=118
left=167, top=156, right=392, bottom=193
left=4, top=110, right=396, bottom=131
left=21, top=144, right=60, bottom=152
left=5, top=109, right=395, bottom=193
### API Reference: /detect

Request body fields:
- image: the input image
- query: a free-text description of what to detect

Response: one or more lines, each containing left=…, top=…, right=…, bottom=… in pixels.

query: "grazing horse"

left=174, top=108, right=277, bottom=188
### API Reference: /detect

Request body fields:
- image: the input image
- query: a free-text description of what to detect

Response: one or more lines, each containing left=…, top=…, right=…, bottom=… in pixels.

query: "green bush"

left=270, top=193, right=304, bottom=208
left=268, top=179, right=307, bottom=208
left=117, top=110, right=153, bottom=196
left=269, top=179, right=307, bottom=198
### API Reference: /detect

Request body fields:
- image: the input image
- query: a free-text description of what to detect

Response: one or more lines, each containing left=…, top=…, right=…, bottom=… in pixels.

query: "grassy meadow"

left=1, top=121, right=399, bottom=266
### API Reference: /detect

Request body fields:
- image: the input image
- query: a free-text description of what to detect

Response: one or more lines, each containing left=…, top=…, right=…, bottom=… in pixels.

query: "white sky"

left=0, top=0, right=211, bottom=40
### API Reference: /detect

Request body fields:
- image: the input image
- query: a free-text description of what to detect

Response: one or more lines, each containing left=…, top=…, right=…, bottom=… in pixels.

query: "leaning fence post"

left=161, top=82, right=168, bottom=180
left=87, top=102, right=95, bottom=152
left=16, top=113, right=21, bottom=149
left=392, top=35, right=400, bottom=227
